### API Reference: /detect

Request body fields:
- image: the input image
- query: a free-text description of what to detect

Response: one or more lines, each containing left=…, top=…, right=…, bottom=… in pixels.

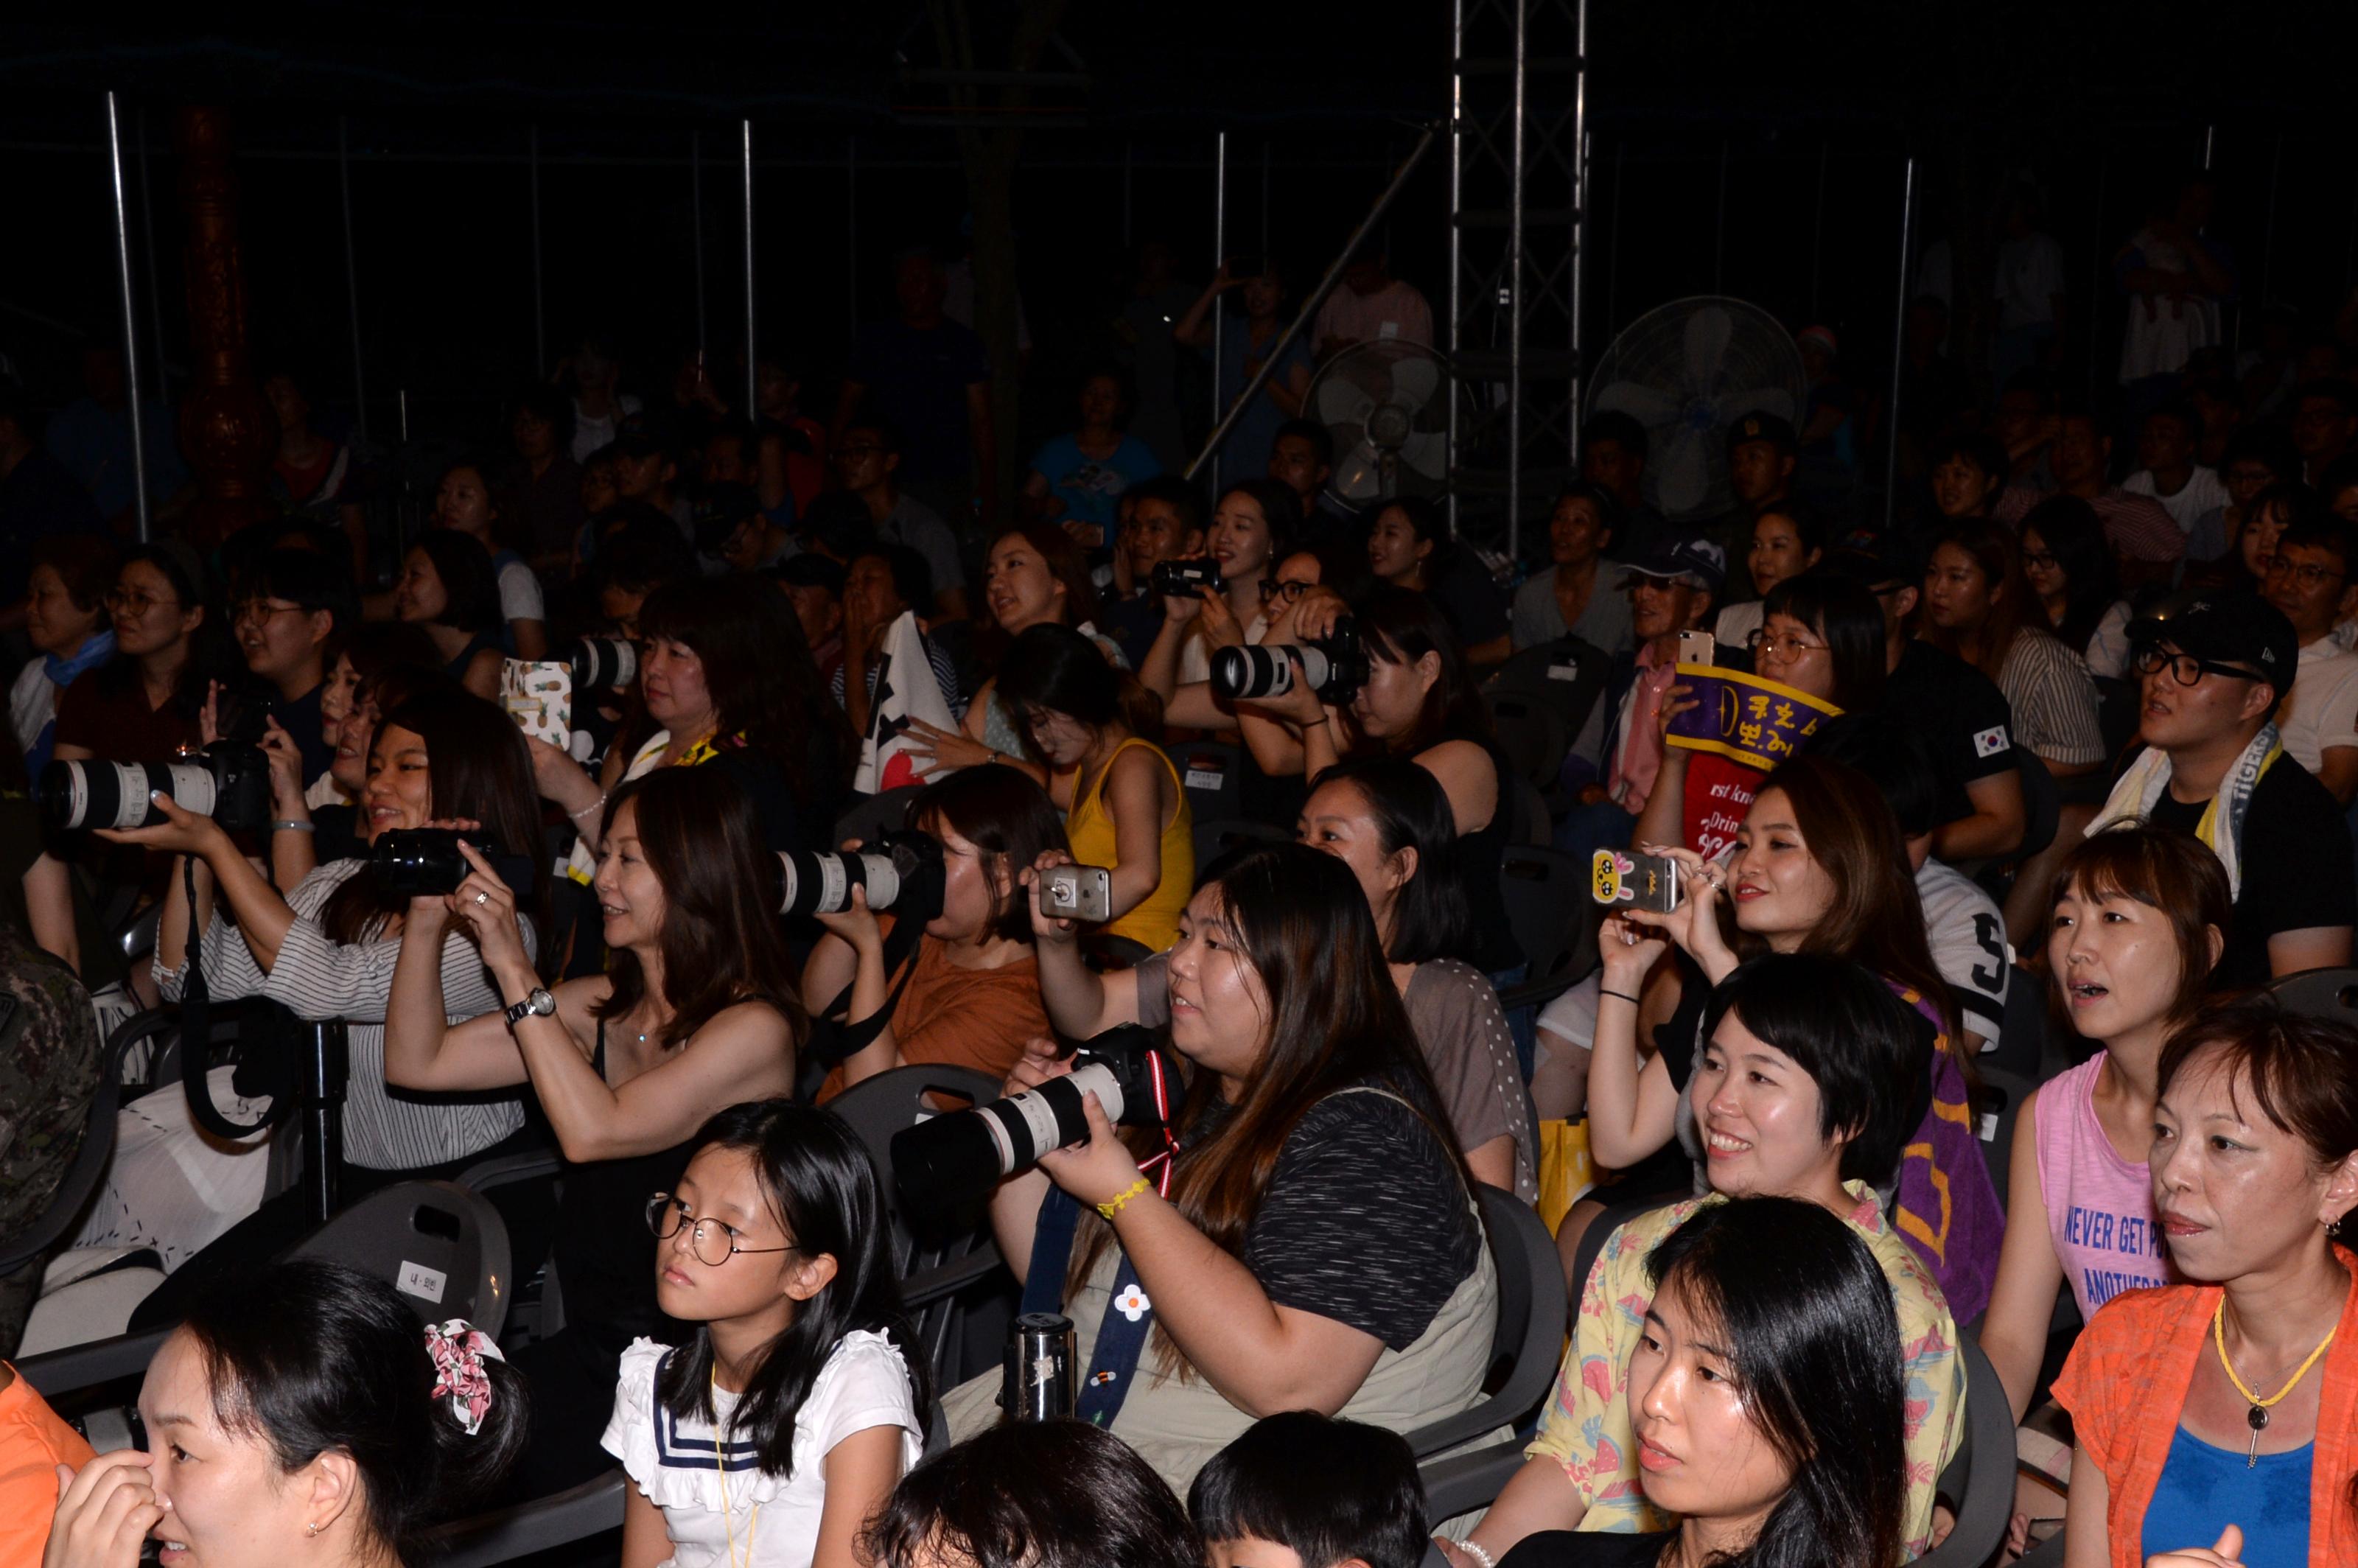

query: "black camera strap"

left=176, top=855, right=290, bottom=1141
left=796, top=914, right=928, bottom=1096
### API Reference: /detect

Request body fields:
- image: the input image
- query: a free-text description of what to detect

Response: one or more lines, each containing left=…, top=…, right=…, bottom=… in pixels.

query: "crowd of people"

left=4, top=203, right=2358, bottom=1568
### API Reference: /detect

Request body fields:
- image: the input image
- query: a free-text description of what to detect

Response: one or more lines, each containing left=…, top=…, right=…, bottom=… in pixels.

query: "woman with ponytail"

left=42, top=1259, right=528, bottom=1568
left=606, top=1101, right=931, bottom=1568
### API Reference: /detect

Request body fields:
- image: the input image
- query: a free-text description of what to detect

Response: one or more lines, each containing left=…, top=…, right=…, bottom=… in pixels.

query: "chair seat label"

left=398, top=1260, right=448, bottom=1303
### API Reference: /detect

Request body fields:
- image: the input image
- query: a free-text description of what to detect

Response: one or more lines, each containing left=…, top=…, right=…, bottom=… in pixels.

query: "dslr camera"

left=777, top=829, right=946, bottom=925
left=892, top=1024, right=1181, bottom=1225
left=1150, top=558, right=1223, bottom=598
left=570, top=635, right=639, bottom=693
left=371, top=829, right=508, bottom=898
left=43, top=746, right=270, bottom=834
left=1208, top=617, right=1370, bottom=707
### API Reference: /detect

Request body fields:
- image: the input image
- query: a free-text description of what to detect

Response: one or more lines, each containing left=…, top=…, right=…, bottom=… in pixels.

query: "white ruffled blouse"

left=601, top=1332, right=925, bottom=1568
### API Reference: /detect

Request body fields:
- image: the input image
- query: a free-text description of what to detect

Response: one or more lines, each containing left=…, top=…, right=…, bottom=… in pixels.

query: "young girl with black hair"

left=1488, top=1197, right=1910, bottom=1568
left=43, top=1259, right=528, bottom=1568
left=606, top=1101, right=930, bottom=1568
left=391, top=531, right=505, bottom=698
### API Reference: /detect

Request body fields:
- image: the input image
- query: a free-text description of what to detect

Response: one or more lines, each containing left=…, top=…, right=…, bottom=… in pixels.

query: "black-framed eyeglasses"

left=2264, top=557, right=2347, bottom=592
left=2132, top=646, right=2263, bottom=687
left=1258, top=578, right=1311, bottom=604
left=1745, top=627, right=1826, bottom=659
left=2021, top=550, right=2060, bottom=570
left=646, top=1194, right=800, bottom=1267
left=234, top=599, right=307, bottom=627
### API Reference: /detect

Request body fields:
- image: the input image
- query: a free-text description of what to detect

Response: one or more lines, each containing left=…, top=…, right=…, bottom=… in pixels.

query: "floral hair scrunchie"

left=423, top=1319, right=505, bottom=1437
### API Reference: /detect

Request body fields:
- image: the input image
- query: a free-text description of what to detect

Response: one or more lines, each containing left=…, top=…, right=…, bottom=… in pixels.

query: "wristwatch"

left=503, top=987, right=557, bottom=1031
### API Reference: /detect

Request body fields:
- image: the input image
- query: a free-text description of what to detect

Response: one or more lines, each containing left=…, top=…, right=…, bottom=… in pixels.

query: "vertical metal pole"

left=104, top=92, right=150, bottom=544
left=528, top=125, right=545, bottom=373
left=136, top=107, right=164, bottom=393
left=1261, top=141, right=1272, bottom=253
left=1883, top=156, right=1916, bottom=530
left=1122, top=140, right=1133, bottom=248
left=2260, top=129, right=2284, bottom=311
left=1808, top=141, right=1829, bottom=322
left=691, top=130, right=707, bottom=356
left=1568, top=0, right=1589, bottom=470
left=1605, top=138, right=1624, bottom=342
left=1446, top=0, right=1464, bottom=542
left=847, top=135, right=859, bottom=332
left=1711, top=140, right=1728, bottom=295
left=2203, top=124, right=2217, bottom=171
left=741, top=119, right=758, bottom=418
left=1211, top=131, right=1227, bottom=494
left=1507, top=0, right=1528, bottom=557
left=2088, top=150, right=2108, bottom=397
left=337, top=117, right=368, bottom=447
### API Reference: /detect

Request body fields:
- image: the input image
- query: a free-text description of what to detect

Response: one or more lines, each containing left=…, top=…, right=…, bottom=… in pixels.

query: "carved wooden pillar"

left=173, top=106, right=274, bottom=549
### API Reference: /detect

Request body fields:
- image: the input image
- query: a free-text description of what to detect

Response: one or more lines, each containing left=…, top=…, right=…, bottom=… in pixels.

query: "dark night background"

left=5, top=3, right=2357, bottom=516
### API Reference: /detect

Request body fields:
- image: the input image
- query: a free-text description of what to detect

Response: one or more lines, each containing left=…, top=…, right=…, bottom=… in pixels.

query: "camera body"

left=570, top=636, right=639, bottom=693
left=1038, top=864, right=1113, bottom=923
left=777, top=828, right=946, bottom=924
left=1150, top=558, right=1223, bottom=598
left=891, top=1024, right=1181, bottom=1225
left=371, top=829, right=507, bottom=897
left=1208, top=617, right=1370, bottom=707
left=42, top=745, right=271, bottom=834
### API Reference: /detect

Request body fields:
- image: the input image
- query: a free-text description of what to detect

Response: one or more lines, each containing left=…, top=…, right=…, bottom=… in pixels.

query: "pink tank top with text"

left=2035, top=1052, right=2173, bottom=1317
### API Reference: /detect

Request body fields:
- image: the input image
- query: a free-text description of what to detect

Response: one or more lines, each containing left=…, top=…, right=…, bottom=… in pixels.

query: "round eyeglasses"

left=646, top=1193, right=800, bottom=1267
left=2131, top=646, right=2262, bottom=687
left=1745, top=627, right=1827, bottom=659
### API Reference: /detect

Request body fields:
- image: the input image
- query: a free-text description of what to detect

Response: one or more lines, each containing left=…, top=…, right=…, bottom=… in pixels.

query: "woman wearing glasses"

left=53, top=542, right=223, bottom=766
left=384, top=763, right=803, bottom=1496
left=611, top=1102, right=929, bottom=1568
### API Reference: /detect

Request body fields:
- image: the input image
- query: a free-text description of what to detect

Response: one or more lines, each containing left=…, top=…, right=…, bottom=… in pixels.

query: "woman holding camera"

left=1244, top=587, right=1524, bottom=978
left=383, top=763, right=803, bottom=1497
left=541, top=573, right=850, bottom=886
left=997, top=623, right=1192, bottom=953
left=803, top=763, right=1066, bottom=1099
left=962, top=841, right=1497, bottom=1492
left=93, top=690, right=545, bottom=1315
left=1138, top=478, right=1296, bottom=715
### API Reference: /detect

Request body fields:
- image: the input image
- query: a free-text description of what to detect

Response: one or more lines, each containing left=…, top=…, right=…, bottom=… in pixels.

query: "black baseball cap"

left=2130, top=589, right=2298, bottom=695
left=1726, top=411, right=1798, bottom=457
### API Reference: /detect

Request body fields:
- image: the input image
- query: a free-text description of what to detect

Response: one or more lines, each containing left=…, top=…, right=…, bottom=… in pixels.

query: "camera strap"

left=796, top=915, right=928, bottom=1093
left=175, top=856, right=288, bottom=1141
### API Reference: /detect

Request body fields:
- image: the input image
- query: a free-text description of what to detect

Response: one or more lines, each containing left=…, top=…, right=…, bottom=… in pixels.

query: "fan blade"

left=1388, top=354, right=1442, bottom=412
left=1655, top=427, right=1715, bottom=517
left=1398, top=431, right=1447, bottom=480
left=1682, top=307, right=1733, bottom=393
left=1316, top=380, right=1378, bottom=429
left=1592, top=381, right=1684, bottom=430
left=1334, top=441, right=1387, bottom=502
left=1711, top=388, right=1801, bottom=426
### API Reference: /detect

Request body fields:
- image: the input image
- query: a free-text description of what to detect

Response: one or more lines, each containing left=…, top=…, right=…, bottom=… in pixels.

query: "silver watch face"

left=528, top=987, right=556, bottom=1016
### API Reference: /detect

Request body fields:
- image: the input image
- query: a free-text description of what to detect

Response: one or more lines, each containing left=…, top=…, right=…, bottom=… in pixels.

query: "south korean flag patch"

left=1973, top=724, right=2010, bottom=759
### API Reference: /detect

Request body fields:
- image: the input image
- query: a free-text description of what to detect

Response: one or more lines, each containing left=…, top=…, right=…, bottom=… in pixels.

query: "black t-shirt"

left=2144, top=756, right=2356, bottom=988
left=1886, top=639, right=2019, bottom=793
left=1500, top=1530, right=1673, bottom=1568
left=1426, top=558, right=1511, bottom=650
left=1200, top=1077, right=1483, bottom=1351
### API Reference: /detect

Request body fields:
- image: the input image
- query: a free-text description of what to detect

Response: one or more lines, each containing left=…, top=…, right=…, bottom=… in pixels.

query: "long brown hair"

left=319, top=691, right=547, bottom=953
left=1747, top=755, right=1969, bottom=1081
left=1068, top=843, right=1470, bottom=1374
left=592, top=764, right=808, bottom=1053
left=634, top=573, right=853, bottom=807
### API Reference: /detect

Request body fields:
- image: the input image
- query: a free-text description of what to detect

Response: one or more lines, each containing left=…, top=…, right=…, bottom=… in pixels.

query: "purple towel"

left=1889, top=987, right=2004, bottom=1323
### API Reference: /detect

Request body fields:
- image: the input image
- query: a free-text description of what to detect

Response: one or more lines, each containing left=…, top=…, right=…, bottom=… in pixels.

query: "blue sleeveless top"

left=2140, top=1425, right=2312, bottom=1568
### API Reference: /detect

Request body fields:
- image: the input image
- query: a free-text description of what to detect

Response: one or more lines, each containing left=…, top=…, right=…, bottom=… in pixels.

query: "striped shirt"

left=155, top=858, right=525, bottom=1171
left=1996, top=485, right=2185, bottom=565
left=1998, top=628, right=2106, bottom=768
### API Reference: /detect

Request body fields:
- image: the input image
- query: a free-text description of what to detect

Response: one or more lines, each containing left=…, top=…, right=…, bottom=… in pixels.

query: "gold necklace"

left=710, top=1366, right=761, bottom=1568
left=2212, top=1298, right=2337, bottom=1468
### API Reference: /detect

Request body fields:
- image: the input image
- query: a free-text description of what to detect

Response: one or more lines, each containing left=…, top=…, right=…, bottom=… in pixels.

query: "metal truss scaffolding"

left=1449, top=0, right=1586, bottom=556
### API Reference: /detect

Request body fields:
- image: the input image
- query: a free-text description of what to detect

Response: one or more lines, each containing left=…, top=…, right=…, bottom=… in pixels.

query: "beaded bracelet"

left=1096, top=1177, right=1152, bottom=1220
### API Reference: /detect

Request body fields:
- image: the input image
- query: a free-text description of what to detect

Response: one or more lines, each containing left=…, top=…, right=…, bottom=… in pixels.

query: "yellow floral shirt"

left=1523, top=1182, right=1964, bottom=1559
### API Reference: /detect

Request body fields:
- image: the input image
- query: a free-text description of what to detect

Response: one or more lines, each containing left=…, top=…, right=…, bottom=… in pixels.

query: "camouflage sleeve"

left=0, top=939, right=100, bottom=1238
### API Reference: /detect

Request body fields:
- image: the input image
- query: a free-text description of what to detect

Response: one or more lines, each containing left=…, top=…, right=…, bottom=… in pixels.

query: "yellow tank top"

left=1066, top=737, right=1194, bottom=953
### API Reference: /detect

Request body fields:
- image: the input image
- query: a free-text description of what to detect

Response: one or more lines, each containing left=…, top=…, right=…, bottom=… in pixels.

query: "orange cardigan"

left=2050, top=1247, right=2358, bottom=1568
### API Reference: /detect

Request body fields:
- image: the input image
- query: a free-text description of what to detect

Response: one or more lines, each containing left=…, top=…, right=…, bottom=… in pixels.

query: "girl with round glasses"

left=612, top=1102, right=930, bottom=1568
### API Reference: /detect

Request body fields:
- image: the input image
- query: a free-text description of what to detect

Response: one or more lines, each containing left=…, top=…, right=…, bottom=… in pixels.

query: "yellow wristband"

left=1096, top=1177, right=1152, bottom=1220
